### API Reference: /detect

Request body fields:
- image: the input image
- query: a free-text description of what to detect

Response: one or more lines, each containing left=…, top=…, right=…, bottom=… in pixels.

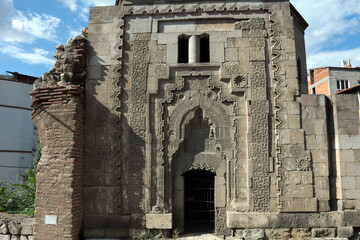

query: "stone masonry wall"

left=30, top=86, right=84, bottom=240
left=329, top=94, right=360, bottom=211
left=0, top=214, right=34, bottom=240
left=300, top=94, right=331, bottom=212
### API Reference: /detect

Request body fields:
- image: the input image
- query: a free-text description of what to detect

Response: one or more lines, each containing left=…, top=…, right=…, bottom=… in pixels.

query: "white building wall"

left=0, top=80, right=35, bottom=183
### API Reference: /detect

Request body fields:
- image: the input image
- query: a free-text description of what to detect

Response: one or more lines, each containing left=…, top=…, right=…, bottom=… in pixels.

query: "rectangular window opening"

left=337, top=80, right=349, bottom=90
left=200, top=36, right=210, bottom=63
left=178, top=37, right=189, bottom=63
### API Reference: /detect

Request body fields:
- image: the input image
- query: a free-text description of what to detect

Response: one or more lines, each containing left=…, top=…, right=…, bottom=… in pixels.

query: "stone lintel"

left=145, top=214, right=172, bottom=229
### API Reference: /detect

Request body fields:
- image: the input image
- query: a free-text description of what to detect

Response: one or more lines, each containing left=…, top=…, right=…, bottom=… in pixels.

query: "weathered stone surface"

left=338, top=226, right=353, bottom=238
left=311, top=228, right=336, bottom=238
left=265, top=228, right=290, bottom=239
left=0, top=235, right=11, bottom=240
left=236, top=229, right=265, bottom=240
left=20, top=225, right=32, bottom=235
left=0, top=224, right=8, bottom=234
left=146, top=214, right=172, bottom=229
left=7, top=222, right=19, bottom=235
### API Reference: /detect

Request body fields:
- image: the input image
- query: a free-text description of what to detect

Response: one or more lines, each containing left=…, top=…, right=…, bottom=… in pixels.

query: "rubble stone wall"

left=0, top=214, right=34, bottom=240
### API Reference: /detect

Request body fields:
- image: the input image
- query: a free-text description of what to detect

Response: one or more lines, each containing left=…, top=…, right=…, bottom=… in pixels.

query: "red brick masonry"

left=30, top=85, right=85, bottom=240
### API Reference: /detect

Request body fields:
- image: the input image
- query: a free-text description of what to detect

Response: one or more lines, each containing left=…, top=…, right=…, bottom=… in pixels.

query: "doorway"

left=184, top=170, right=215, bottom=233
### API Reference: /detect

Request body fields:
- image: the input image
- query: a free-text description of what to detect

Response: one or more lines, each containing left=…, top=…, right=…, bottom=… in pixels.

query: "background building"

left=0, top=72, right=37, bottom=183
left=308, top=64, right=360, bottom=95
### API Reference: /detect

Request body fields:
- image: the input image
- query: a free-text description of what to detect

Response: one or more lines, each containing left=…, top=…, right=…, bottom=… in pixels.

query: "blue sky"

left=0, top=0, right=359, bottom=78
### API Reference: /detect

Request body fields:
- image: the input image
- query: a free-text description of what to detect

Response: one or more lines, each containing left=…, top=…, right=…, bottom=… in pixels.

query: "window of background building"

left=337, top=80, right=349, bottom=90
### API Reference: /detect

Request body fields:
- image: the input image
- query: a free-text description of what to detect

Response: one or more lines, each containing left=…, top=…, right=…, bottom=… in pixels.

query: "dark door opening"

left=184, top=170, right=215, bottom=233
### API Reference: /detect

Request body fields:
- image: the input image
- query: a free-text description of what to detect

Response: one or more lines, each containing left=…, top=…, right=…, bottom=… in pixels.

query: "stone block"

left=311, top=228, right=336, bottom=238
left=248, top=29, right=267, bottom=38
left=21, top=224, right=33, bottom=235
left=338, top=150, right=356, bottom=163
left=312, top=150, right=329, bottom=163
left=345, top=162, right=360, bottom=176
left=302, top=119, right=327, bottom=135
left=210, top=42, right=225, bottom=63
left=344, top=210, right=360, bottom=226
left=0, top=235, right=11, bottom=240
left=284, top=197, right=317, bottom=212
left=265, top=228, right=290, bottom=239
left=313, top=162, right=329, bottom=177
left=215, top=176, right=226, bottom=207
left=306, top=135, right=328, bottom=150
left=91, top=42, right=111, bottom=55
left=236, top=229, right=265, bottom=240
left=345, top=190, right=360, bottom=199
left=288, top=129, right=305, bottom=144
left=281, top=38, right=296, bottom=53
left=249, top=46, right=266, bottom=61
left=10, top=236, right=19, bottom=240
left=8, top=222, right=20, bottom=235
left=291, top=228, right=311, bottom=239
left=238, top=47, right=250, bottom=61
left=318, top=200, right=330, bottom=212
left=227, top=212, right=270, bottom=229
left=27, top=237, right=33, bottom=240
left=146, top=214, right=172, bottom=229
left=286, top=67, right=298, bottom=79
left=288, top=114, right=301, bottom=129
left=315, top=177, right=330, bottom=190
left=236, top=38, right=250, bottom=48
left=285, top=171, right=313, bottom=185
left=0, top=224, right=8, bottom=234
left=342, top=177, right=357, bottom=190
left=19, top=236, right=27, bottom=240
left=225, top=48, right=239, bottom=62
left=301, top=94, right=318, bottom=107
left=338, top=226, right=353, bottom=238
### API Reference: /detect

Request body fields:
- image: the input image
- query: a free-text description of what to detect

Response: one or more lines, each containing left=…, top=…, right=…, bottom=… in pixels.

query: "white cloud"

left=291, top=0, right=360, bottom=68
left=68, top=26, right=84, bottom=38
left=12, top=12, right=60, bottom=42
left=58, top=0, right=114, bottom=13
left=0, top=44, right=55, bottom=67
left=58, top=0, right=78, bottom=11
left=0, top=0, right=61, bottom=44
left=307, top=47, right=360, bottom=69
left=291, top=0, right=360, bottom=51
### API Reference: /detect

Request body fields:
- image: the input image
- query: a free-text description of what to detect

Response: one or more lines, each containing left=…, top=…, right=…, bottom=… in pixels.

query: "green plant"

left=171, top=229, right=181, bottom=239
left=0, top=181, right=13, bottom=212
left=33, top=134, right=41, bottom=169
left=132, top=229, right=155, bottom=240
left=0, top=134, right=39, bottom=216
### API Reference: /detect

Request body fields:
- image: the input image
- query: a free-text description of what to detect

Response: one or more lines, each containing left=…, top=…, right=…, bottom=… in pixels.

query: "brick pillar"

left=30, top=85, right=84, bottom=240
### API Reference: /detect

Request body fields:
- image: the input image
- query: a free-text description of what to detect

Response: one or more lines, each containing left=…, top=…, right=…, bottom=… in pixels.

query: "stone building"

left=30, top=0, right=360, bottom=239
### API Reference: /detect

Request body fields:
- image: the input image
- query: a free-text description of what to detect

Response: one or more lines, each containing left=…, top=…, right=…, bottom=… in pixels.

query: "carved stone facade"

left=30, top=0, right=360, bottom=239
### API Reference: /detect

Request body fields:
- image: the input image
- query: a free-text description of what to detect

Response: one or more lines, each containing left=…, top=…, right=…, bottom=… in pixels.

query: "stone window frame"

left=177, top=33, right=210, bottom=64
